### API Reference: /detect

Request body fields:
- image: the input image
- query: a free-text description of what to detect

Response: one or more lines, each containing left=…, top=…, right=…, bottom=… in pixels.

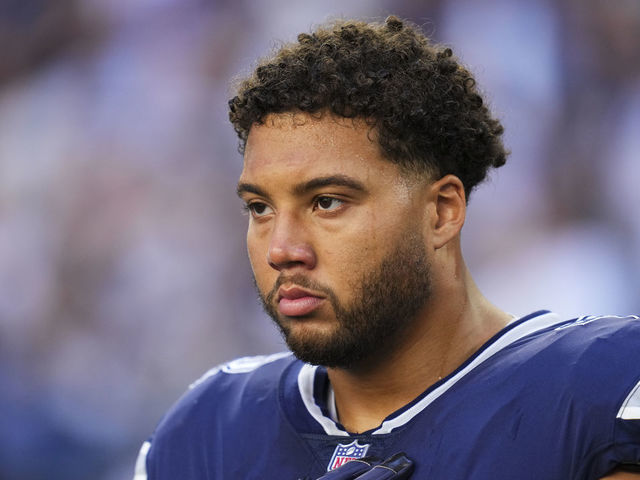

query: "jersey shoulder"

left=547, top=315, right=640, bottom=473
left=158, top=351, right=294, bottom=435
left=524, top=314, right=640, bottom=376
left=535, top=314, right=640, bottom=363
left=519, top=314, right=640, bottom=419
left=143, top=352, right=296, bottom=475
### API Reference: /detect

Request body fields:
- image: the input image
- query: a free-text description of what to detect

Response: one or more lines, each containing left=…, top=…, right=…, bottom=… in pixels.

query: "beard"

left=255, top=230, right=432, bottom=370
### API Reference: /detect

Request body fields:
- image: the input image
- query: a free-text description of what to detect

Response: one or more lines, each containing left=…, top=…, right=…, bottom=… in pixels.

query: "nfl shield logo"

left=327, top=440, right=370, bottom=471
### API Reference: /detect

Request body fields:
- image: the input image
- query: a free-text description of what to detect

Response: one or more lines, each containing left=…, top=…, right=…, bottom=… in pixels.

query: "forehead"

left=239, top=113, right=399, bottom=185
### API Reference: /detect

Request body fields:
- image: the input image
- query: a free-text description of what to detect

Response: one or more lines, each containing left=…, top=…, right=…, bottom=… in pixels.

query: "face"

left=237, top=113, right=433, bottom=369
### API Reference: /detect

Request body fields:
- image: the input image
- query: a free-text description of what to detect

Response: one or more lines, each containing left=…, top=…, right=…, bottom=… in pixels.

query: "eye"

left=314, top=196, right=344, bottom=212
left=245, top=202, right=273, bottom=218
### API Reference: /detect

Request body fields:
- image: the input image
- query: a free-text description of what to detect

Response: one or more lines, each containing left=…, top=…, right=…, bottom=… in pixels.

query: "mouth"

left=277, top=285, right=326, bottom=317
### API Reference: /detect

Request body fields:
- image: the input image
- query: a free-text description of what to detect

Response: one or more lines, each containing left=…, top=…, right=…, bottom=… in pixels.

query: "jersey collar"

left=286, top=310, right=566, bottom=436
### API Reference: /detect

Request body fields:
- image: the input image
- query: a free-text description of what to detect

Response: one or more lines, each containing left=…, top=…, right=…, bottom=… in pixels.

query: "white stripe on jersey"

left=617, top=379, right=640, bottom=420
left=298, top=363, right=349, bottom=436
left=133, top=441, right=151, bottom=480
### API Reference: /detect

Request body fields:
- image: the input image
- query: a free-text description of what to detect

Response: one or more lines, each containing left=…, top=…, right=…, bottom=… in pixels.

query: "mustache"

left=264, top=273, right=336, bottom=306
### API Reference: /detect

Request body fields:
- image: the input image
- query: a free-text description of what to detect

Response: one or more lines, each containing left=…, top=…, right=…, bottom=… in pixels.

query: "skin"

left=602, top=473, right=640, bottom=479
left=237, top=112, right=640, bottom=479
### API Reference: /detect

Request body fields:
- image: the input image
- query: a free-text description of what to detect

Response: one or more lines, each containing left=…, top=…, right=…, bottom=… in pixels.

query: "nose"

left=266, top=217, right=316, bottom=271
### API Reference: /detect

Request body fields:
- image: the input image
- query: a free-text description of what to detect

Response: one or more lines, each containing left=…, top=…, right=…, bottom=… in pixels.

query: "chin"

left=280, top=318, right=337, bottom=346
left=282, top=328, right=365, bottom=369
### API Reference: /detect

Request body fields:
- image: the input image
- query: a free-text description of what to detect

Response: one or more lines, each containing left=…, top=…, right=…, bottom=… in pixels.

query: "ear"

left=428, top=174, right=466, bottom=249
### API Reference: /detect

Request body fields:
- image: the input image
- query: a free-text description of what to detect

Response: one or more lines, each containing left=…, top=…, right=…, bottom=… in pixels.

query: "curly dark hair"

left=228, top=15, right=507, bottom=199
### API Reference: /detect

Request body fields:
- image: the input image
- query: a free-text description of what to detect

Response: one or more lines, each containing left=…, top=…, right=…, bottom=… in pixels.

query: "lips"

left=277, top=285, right=325, bottom=317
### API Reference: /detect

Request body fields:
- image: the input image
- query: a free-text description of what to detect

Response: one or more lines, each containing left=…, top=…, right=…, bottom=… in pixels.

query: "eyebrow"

left=236, top=182, right=268, bottom=198
left=293, top=175, right=367, bottom=195
left=236, top=175, right=367, bottom=198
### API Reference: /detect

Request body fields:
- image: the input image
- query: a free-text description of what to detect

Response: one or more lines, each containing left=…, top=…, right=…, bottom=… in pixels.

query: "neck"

left=326, top=267, right=511, bottom=434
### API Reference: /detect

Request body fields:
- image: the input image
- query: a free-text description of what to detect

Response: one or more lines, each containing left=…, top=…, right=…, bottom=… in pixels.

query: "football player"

left=134, top=16, right=640, bottom=479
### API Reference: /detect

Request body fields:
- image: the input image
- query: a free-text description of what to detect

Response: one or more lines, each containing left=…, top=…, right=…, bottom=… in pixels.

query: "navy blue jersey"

left=134, top=311, right=640, bottom=479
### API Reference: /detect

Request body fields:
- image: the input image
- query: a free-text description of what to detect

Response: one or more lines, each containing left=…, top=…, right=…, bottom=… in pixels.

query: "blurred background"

left=1, top=0, right=639, bottom=478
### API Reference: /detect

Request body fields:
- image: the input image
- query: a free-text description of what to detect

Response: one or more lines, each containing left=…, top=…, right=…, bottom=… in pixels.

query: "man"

left=134, top=16, right=640, bottom=479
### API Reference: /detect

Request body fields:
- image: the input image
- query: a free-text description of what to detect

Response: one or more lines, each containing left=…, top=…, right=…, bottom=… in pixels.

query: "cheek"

left=246, top=231, right=273, bottom=289
left=325, top=210, right=419, bottom=280
left=246, top=222, right=271, bottom=262
left=246, top=232, right=261, bottom=267
left=320, top=225, right=382, bottom=282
